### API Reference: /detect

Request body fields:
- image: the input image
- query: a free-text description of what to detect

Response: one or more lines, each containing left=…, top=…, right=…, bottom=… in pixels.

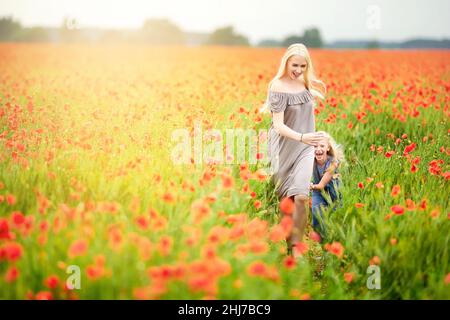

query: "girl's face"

left=314, top=138, right=330, bottom=162
left=286, top=55, right=307, bottom=80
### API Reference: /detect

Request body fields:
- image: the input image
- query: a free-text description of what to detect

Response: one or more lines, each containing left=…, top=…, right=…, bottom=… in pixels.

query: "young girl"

left=309, top=131, right=344, bottom=238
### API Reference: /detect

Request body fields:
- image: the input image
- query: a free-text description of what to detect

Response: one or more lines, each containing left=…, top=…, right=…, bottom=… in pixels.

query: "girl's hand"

left=301, top=132, right=326, bottom=146
left=309, top=183, right=315, bottom=191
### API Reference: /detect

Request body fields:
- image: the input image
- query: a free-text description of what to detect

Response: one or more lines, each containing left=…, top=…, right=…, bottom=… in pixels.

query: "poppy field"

left=0, top=43, right=449, bottom=299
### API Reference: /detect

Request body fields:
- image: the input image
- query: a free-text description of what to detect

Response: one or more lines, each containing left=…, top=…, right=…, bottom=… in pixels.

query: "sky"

left=1, top=0, right=450, bottom=44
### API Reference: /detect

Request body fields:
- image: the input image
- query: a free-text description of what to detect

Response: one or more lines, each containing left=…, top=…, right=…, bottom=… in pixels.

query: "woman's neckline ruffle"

left=269, top=89, right=314, bottom=106
left=269, top=88, right=308, bottom=95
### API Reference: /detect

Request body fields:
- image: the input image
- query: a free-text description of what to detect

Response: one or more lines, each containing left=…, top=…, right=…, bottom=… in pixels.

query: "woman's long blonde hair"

left=259, top=43, right=326, bottom=113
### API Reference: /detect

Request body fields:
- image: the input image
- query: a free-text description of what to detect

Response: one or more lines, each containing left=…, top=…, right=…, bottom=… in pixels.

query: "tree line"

left=0, top=16, right=325, bottom=47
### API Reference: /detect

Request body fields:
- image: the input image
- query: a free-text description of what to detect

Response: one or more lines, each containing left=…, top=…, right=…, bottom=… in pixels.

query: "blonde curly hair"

left=315, top=130, right=346, bottom=172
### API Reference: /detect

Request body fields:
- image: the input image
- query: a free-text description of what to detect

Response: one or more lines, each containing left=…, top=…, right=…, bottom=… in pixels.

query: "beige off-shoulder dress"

left=267, top=89, right=316, bottom=199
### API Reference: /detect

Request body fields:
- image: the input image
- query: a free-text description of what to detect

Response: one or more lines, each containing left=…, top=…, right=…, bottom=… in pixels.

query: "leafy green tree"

left=282, top=27, right=323, bottom=48
left=303, top=27, right=323, bottom=48
left=140, top=18, right=185, bottom=45
left=257, top=39, right=282, bottom=47
left=17, top=27, right=49, bottom=42
left=0, top=16, right=22, bottom=41
left=282, top=35, right=303, bottom=47
left=367, top=39, right=380, bottom=49
left=205, top=26, right=249, bottom=46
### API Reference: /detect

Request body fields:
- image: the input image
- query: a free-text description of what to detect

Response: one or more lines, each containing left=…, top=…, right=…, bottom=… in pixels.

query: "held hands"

left=301, top=132, right=326, bottom=146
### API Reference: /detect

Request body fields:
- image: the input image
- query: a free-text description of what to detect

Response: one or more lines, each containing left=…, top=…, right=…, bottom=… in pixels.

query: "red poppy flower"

left=162, top=192, right=175, bottom=203
left=369, top=256, right=381, bottom=265
left=5, top=266, right=20, bottom=283
left=0, top=218, right=11, bottom=240
left=391, top=185, right=401, bottom=197
left=385, top=151, right=395, bottom=158
left=246, top=260, right=268, bottom=277
left=11, top=211, right=25, bottom=226
left=344, top=272, right=354, bottom=284
left=325, top=242, right=344, bottom=259
left=309, top=231, right=321, bottom=243
left=293, top=242, right=309, bottom=256
left=4, top=242, right=23, bottom=262
left=6, top=194, right=16, bottom=206
left=35, top=291, right=53, bottom=300
left=68, top=239, right=88, bottom=258
left=221, top=173, right=234, bottom=189
left=403, top=142, right=416, bottom=156
left=390, top=205, right=405, bottom=215
left=283, top=256, right=296, bottom=270
left=44, top=275, right=60, bottom=289
left=279, top=197, right=294, bottom=215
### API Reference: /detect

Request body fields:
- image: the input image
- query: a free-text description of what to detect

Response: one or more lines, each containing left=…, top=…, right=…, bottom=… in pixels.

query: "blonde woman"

left=309, top=131, right=345, bottom=239
left=261, top=43, right=326, bottom=257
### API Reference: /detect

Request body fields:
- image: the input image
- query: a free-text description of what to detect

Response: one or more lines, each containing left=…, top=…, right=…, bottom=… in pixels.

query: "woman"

left=261, top=43, right=326, bottom=257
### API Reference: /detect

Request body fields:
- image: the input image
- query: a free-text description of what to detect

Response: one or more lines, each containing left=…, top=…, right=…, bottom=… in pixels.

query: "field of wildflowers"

left=0, top=44, right=448, bottom=299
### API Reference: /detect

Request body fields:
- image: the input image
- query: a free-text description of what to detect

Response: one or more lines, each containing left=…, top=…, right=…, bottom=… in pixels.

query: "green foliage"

left=205, top=26, right=250, bottom=46
left=141, top=18, right=185, bottom=45
left=282, top=27, right=323, bottom=48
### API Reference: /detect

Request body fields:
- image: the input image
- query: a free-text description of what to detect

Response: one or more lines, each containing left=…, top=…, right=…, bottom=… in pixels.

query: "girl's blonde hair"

left=316, top=130, right=346, bottom=168
left=259, top=43, right=326, bottom=113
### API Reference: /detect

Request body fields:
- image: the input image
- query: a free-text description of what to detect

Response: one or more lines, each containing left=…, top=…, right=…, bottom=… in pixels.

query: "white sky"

left=1, top=0, right=450, bottom=44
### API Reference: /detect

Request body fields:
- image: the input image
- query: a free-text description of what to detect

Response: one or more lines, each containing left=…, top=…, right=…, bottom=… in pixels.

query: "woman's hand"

left=301, top=132, right=327, bottom=146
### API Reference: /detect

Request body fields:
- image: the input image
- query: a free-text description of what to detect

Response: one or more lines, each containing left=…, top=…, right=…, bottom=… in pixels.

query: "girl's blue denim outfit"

left=311, top=156, right=342, bottom=237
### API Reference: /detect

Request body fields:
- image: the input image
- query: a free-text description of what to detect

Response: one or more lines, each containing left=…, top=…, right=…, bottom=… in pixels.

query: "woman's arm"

left=272, top=111, right=302, bottom=141
left=269, top=79, right=306, bottom=142
left=269, top=79, right=325, bottom=144
left=272, top=112, right=326, bottom=144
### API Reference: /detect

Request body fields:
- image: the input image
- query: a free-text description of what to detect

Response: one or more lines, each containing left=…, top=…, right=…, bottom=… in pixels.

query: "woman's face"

left=286, top=55, right=307, bottom=80
left=314, top=138, right=330, bottom=162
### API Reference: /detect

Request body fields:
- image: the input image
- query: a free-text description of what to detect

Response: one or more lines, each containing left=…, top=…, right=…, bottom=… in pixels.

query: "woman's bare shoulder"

left=270, top=79, right=285, bottom=92
left=270, top=78, right=305, bottom=92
